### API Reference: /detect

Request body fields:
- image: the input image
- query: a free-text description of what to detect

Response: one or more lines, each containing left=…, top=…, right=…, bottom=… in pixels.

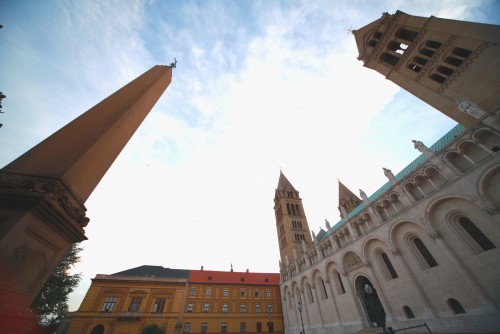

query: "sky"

left=1, top=0, right=499, bottom=311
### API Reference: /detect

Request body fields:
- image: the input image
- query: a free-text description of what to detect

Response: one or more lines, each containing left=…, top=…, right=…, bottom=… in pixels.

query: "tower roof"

left=276, top=171, right=297, bottom=191
left=338, top=180, right=360, bottom=203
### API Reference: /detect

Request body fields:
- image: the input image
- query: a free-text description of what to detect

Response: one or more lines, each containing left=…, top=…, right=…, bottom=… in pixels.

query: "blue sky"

left=1, top=0, right=499, bottom=311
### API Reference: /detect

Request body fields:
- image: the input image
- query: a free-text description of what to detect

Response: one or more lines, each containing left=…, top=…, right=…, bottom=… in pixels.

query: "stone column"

left=311, top=284, right=325, bottom=325
left=325, top=279, right=343, bottom=327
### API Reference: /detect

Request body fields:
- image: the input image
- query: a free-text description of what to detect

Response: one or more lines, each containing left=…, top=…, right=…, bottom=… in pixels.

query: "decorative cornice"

left=428, top=231, right=441, bottom=239
left=483, top=205, right=497, bottom=216
left=0, top=173, right=89, bottom=227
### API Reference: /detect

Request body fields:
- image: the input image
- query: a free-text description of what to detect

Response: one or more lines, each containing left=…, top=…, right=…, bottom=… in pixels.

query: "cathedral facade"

left=275, top=11, right=500, bottom=334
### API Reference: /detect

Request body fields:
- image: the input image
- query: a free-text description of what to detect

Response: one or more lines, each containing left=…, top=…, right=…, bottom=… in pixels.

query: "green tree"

left=141, top=324, right=166, bottom=334
left=31, top=243, right=82, bottom=331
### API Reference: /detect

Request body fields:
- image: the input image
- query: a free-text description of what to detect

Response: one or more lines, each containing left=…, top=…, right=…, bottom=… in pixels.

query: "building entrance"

left=356, top=276, right=386, bottom=329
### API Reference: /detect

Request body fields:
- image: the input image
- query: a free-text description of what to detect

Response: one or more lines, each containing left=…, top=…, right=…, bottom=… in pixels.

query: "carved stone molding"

left=483, top=205, right=498, bottom=216
left=428, top=231, right=441, bottom=239
left=344, top=252, right=363, bottom=271
left=390, top=247, right=401, bottom=255
left=0, top=173, right=89, bottom=227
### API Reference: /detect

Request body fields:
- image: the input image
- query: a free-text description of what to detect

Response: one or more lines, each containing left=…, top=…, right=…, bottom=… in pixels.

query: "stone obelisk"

left=0, top=65, right=172, bottom=332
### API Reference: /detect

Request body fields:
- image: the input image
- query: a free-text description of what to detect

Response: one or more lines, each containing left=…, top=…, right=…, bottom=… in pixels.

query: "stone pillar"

left=325, top=279, right=343, bottom=328
left=311, top=284, right=325, bottom=325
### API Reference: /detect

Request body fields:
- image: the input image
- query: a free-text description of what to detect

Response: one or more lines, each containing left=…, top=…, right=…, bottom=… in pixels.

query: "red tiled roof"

left=189, top=270, right=280, bottom=285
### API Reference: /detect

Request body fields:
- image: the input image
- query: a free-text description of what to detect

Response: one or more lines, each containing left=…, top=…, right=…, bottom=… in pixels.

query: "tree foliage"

left=31, top=243, right=82, bottom=331
left=141, top=324, right=166, bottom=334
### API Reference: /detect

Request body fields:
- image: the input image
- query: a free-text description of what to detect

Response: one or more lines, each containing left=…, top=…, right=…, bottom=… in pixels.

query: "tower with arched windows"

left=274, top=171, right=313, bottom=268
left=353, top=11, right=500, bottom=127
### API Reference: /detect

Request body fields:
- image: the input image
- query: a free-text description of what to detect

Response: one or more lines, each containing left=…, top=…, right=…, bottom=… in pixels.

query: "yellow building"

left=184, top=269, right=283, bottom=334
left=64, top=266, right=283, bottom=334
left=65, top=266, right=190, bottom=334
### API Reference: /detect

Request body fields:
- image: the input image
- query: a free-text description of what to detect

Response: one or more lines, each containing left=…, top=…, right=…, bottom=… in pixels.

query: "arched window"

left=413, top=238, right=438, bottom=268
left=419, top=48, right=435, bottom=57
left=381, top=252, right=398, bottom=279
left=91, top=325, right=105, bottom=334
left=448, top=298, right=466, bottom=314
left=425, top=40, right=442, bottom=49
left=436, top=66, right=454, bottom=76
left=380, top=52, right=399, bottom=66
left=335, top=271, right=346, bottom=295
left=408, top=63, right=422, bottom=73
left=452, top=47, right=472, bottom=58
left=395, top=28, right=418, bottom=42
left=318, top=277, right=328, bottom=299
left=413, top=56, right=428, bottom=66
left=458, top=217, right=495, bottom=251
left=403, top=306, right=415, bottom=319
left=444, top=56, right=463, bottom=67
left=430, top=73, right=446, bottom=84
left=306, top=283, right=314, bottom=303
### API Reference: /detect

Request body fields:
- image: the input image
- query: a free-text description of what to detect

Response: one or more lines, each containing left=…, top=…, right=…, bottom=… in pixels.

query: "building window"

left=266, top=289, right=271, bottom=297
left=458, top=217, right=495, bottom=251
left=90, top=325, right=104, bottom=334
left=206, top=288, right=211, bottom=297
left=255, top=304, right=261, bottom=313
left=453, top=47, right=472, bottom=58
left=425, top=40, right=442, bottom=49
left=413, top=237, right=438, bottom=268
left=254, top=290, right=260, bottom=297
left=190, top=288, right=196, bottom=296
left=183, top=323, right=191, bottom=334
left=306, top=284, right=314, bottom=302
left=403, top=305, right=415, bottom=319
left=257, top=322, right=262, bottom=333
left=413, top=56, right=428, bottom=66
left=240, top=304, right=246, bottom=313
left=221, top=323, right=227, bottom=333
left=436, top=65, right=454, bottom=76
left=380, top=52, right=399, bottom=66
left=222, top=303, right=228, bottom=313
left=267, top=304, right=273, bottom=313
left=335, top=272, right=346, bottom=294
left=153, top=298, right=166, bottom=313
left=187, top=303, right=193, bottom=312
left=224, top=289, right=229, bottom=297
left=318, top=277, right=328, bottom=299
left=201, top=323, right=208, bottom=333
left=204, top=303, right=210, bottom=313
left=240, top=323, right=246, bottom=333
left=101, top=297, right=117, bottom=312
left=128, top=297, right=142, bottom=312
left=381, top=252, right=399, bottom=279
left=448, top=298, right=466, bottom=314
left=240, top=289, right=247, bottom=297
left=430, top=73, right=446, bottom=84
left=395, top=28, right=418, bottom=42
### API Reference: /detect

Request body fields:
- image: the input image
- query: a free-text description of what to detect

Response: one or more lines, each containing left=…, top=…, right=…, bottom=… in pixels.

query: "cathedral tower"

left=353, top=11, right=500, bottom=127
left=274, top=171, right=313, bottom=266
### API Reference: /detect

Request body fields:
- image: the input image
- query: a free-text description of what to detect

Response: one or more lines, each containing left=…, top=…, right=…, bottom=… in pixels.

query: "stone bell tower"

left=0, top=65, right=172, bottom=332
left=274, top=171, right=313, bottom=267
left=353, top=11, right=500, bottom=127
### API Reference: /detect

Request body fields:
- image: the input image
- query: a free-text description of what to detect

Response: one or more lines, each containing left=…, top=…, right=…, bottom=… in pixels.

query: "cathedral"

left=275, top=11, right=500, bottom=334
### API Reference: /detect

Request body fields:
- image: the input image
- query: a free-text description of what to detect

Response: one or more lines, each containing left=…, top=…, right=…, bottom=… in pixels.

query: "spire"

left=338, top=180, right=361, bottom=204
left=338, top=180, right=362, bottom=218
left=2, top=65, right=172, bottom=203
left=277, top=170, right=297, bottom=191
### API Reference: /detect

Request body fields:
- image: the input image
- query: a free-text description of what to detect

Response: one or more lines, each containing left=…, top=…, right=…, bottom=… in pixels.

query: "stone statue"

left=293, top=248, right=298, bottom=260
left=359, top=189, right=368, bottom=202
left=340, top=206, right=348, bottom=217
left=325, top=219, right=331, bottom=230
left=412, top=140, right=433, bottom=157
left=457, top=100, right=487, bottom=119
left=383, top=167, right=397, bottom=184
